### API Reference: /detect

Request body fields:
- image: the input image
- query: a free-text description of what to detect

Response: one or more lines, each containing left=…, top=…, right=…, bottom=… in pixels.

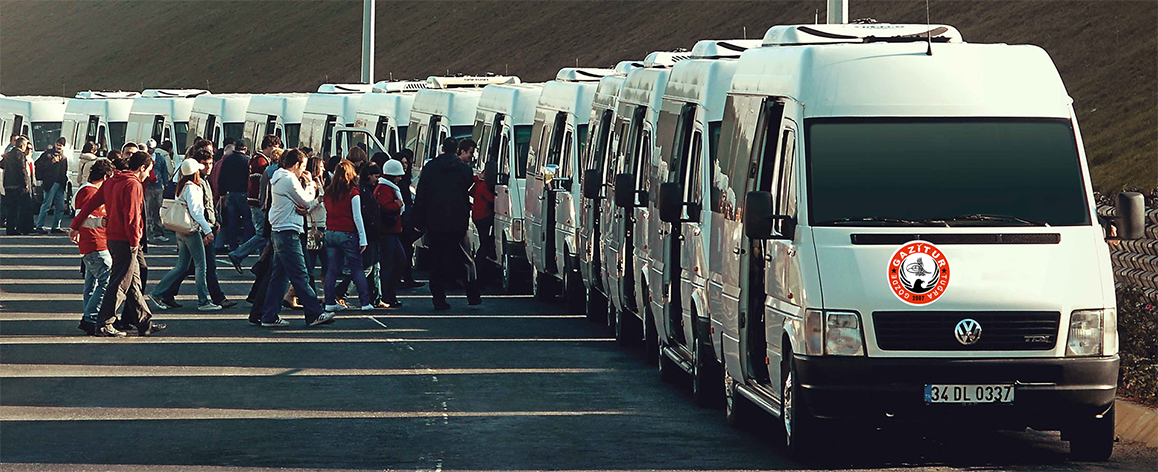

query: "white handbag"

left=160, top=198, right=198, bottom=235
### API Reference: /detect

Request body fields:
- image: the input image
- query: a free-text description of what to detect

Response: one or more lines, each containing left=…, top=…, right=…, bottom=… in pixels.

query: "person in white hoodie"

left=259, top=148, right=334, bottom=327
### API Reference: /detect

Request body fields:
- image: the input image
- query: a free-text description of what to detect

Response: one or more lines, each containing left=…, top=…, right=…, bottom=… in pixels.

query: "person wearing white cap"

left=150, top=150, right=220, bottom=311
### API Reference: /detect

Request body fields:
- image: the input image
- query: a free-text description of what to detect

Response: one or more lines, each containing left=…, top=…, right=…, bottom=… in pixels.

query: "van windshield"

left=31, top=122, right=62, bottom=151
left=108, top=122, right=127, bottom=150
left=174, top=122, right=189, bottom=152
left=806, top=118, right=1090, bottom=227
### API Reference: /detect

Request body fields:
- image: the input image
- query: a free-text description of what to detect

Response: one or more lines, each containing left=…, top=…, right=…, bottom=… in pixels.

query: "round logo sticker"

left=888, top=241, right=950, bottom=305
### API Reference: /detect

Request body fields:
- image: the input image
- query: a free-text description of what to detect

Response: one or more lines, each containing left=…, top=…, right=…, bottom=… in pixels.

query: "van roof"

left=0, top=96, right=69, bottom=118
left=129, top=96, right=197, bottom=121
left=619, top=66, right=674, bottom=111
left=303, top=93, right=363, bottom=124
left=664, top=55, right=745, bottom=122
left=65, top=96, right=135, bottom=120
left=761, top=23, right=964, bottom=46
left=247, top=94, right=309, bottom=123
left=477, top=83, right=544, bottom=126
left=372, top=80, right=429, bottom=93
left=690, top=39, right=763, bottom=59
left=316, top=83, right=374, bottom=94
left=538, top=81, right=599, bottom=124
left=426, top=75, right=521, bottom=89
left=74, top=91, right=140, bottom=100
left=410, top=88, right=484, bottom=126
left=358, top=92, right=418, bottom=124
left=141, top=89, right=210, bottom=98
left=554, top=68, right=615, bottom=82
left=732, top=42, right=1070, bottom=119
left=643, top=50, right=692, bottom=68
left=592, top=75, right=628, bottom=112
left=191, top=94, right=252, bottom=123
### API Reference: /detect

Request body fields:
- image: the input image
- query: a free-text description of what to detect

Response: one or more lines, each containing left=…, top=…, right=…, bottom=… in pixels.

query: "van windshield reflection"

left=806, top=118, right=1090, bottom=227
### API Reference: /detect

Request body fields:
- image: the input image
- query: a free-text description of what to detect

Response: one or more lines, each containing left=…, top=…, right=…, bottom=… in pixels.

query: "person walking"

left=323, top=160, right=374, bottom=312
left=151, top=148, right=235, bottom=310
left=218, top=137, right=252, bottom=251
left=150, top=154, right=221, bottom=311
left=374, top=160, right=407, bottom=307
left=34, top=137, right=69, bottom=234
left=73, top=159, right=115, bottom=335
left=413, top=138, right=481, bottom=310
left=229, top=135, right=281, bottom=272
left=144, top=141, right=173, bottom=243
left=260, top=148, right=334, bottom=327
left=471, top=165, right=496, bottom=265
left=304, top=155, right=328, bottom=290
left=69, top=151, right=165, bottom=337
left=2, top=136, right=36, bottom=235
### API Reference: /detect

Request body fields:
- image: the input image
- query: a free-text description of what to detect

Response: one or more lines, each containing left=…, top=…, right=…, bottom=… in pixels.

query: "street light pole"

left=361, top=0, right=375, bottom=83
left=827, top=0, right=848, bottom=24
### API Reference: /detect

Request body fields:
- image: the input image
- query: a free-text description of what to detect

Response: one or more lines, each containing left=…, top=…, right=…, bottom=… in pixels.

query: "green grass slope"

left=1, top=0, right=1153, bottom=191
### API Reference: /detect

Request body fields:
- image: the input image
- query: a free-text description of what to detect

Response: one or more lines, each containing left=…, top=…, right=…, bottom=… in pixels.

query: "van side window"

left=588, top=110, right=613, bottom=178
left=775, top=127, right=797, bottom=232
left=684, top=131, right=704, bottom=221
left=636, top=131, right=651, bottom=197
left=514, top=125, right=532, bottom=179
left=559, top=130, right=573, bottom=179
left=151, top=116, right=165, bottom=141
left=715, top=95, right=763, bottom=219
left=499, top=130, right=512, bottom=176
left=375, top=117, right=390, bottom=145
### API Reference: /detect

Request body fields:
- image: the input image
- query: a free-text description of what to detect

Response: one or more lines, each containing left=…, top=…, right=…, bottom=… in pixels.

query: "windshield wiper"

left=816, top=217, right=949, bottom=227
left=935, top=213, right=1050, bottom=227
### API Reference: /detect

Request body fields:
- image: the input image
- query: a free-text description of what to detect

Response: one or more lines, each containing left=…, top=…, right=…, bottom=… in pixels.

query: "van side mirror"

left=658, top=182, right=683, bottom=223
left=744, top=191, right=795, bottom=240
left=1117, top=191, right=1146, bottom=240
left=582, top=169, right=601, bottom=199
left=615, top=173, right=636, bottom=208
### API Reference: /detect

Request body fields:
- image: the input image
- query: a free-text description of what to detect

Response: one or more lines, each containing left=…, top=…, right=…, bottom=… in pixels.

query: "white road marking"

left=0, top=364, right=612, bottom=378
left=0, top=405, right=628, bottom=421
left=0, top=336, right=615, bottom=345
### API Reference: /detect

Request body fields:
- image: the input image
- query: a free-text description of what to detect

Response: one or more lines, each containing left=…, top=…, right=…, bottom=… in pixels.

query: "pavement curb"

left=1116, top=399, right=1158, bottom=448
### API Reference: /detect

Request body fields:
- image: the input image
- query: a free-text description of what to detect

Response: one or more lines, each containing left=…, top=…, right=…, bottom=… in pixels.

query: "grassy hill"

left=1, top=0, right=1153, bottom=192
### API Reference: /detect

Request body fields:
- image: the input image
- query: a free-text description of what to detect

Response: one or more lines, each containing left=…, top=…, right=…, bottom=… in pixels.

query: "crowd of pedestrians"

left=2, top=130, right=496, bottom=336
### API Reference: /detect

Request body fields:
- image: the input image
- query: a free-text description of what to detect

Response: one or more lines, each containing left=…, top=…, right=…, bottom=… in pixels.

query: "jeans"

left=261, top=230, right=324, bottom=323
left=324, top=230, right=371, bottom=306
left=36, top=182, right=67, bottom=230
left=337, top=240, right=379, bottom=303
left=81, top=250, right=112, bottom=323
left=221, top=192, right=254, bottom=250
left=230, top=207, right=268, bottom=264
left=159, top=238, right=225, bottom=303
left=427, top=231, right=479, bottom=304
left=144, top=188, right=164, bottom=239
left=152, top=232, right=210, bottom=305
left=378, top=234, right=406, bottom=304
left=99, top=240, right=152, bottom=330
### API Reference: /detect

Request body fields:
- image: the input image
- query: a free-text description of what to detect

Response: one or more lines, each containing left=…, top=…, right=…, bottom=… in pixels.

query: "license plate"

left=924, top=384, right=1014, bottom=404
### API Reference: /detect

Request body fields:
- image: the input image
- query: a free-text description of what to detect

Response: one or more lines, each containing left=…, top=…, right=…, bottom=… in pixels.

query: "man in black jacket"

left=34, top=137, right=70, bottom=234
left=413, top=138, right=480, bottom=309
left=2, top=136, right=35, bottom=235
left=217, top=138, right=253, bottom=250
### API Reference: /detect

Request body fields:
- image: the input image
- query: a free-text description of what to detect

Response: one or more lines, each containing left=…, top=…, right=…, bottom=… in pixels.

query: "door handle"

left=733, top=247, right=744, bottom=255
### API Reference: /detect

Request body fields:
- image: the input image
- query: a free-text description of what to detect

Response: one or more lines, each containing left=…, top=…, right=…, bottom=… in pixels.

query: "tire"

left=502, top=253, right=516, bottom=294
left=658, top=345, right=681, bottom=383
left=782, top=350, right=821, bottom=460
left=1067, top=403, right=1115, bottom=461
left=585, top=286, right=608, bottom=324
left=725, top=375, right=756, bottom=428
left=532, top=270, right=557, bottom=300
left=692, top=320, right=724, bottom=408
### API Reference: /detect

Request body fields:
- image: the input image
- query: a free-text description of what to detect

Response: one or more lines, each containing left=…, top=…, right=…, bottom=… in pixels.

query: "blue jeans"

left=221, top=192, right=254, bottom=250
left=325, top=230, right=371, bottom=306
left=230, top=207, right=268, bottom=264
left=152, top=232, right=210, bottom=305
left=81, top=250, right=112, bottom=323
left=262, top=230, right=324, bottom=322
left=378, top=234, right=406, bottom=303
left=36, top=182, right=67, bottom=229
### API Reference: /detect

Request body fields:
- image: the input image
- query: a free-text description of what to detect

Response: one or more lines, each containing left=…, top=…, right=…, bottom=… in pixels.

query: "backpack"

left=247, top=153, right=269, bottom=207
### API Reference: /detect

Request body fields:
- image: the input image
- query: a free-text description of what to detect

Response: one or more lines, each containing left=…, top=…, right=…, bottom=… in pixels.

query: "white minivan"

left=188, top=94, right=252, bottom=149
left=244, top=93, right=308, bottom=148
left=126, top=89, right=208, bottom=158
left=62, top=91, right=139, bottom=160
left=0, top=96, right=68, bottom=156
left=405, top=76, right=521, bottom=174
left=471, top=82, right=543, bottom=291
left=300, top=84, right=373, bottom=157
left=679, top=23, right=1123, bottom=461
left=353, top=80, right=429, bottom=157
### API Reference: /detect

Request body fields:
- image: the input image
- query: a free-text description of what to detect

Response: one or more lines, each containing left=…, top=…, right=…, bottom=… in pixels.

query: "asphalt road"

left=1, top=234, right=1155, bottom=471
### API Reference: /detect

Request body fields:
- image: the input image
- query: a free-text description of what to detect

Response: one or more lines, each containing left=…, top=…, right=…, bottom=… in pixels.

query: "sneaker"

left=261, top=317, right=290, bottom=327
left=153, top=235, right=170, bottom=243
left=148, top=294, right=173, bottom=310
left=95, top=324, right=127, bottom=337
left=433, top=301, right=451, bottom=311
left=360, top=304, right=376, bottom=311
left=34, top=227, right=47, bottom=235
left=324, top=304, right=347, bottom=312
left=168, top=299, right=183, bottom=308
left=308, top=311, right=336, bottom=326
left=198, top=303, right=223, bottom=311
left=386, top=301, right=403, bottom=309
left=139, top=322, right=167, bottom=336
left=374, top=301, right=390, bottom=309
left=248, top=315, right=262, bottom=325
left=230, top=256, right=244, bottom=275
left=218, top=299, right=238, bottom=309
left=78, top=320, right=96, bottom=336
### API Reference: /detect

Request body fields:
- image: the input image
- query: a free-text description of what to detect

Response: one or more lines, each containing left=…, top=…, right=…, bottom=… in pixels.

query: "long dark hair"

left=177, top=168, right=201, bottom=194
left=326, top=160, right=357, bottom=203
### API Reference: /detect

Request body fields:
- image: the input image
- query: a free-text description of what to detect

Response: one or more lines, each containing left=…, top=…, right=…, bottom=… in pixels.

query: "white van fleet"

left=685, top=23, right=1123, bottom=461
left=244, top=93, right=308, bottom=148
left=523, top=68, right=612, bottom=304
left=405, top=76, right=521, bottom=174
left=0, top=96, right=68, bottom=157
left=354, top=80, right=429, bottom=157
left=188, top=94, right=252, bottom=148
left=62, top=91, right=139, bottom=160
left=301, top=83, right=373, bottom=157
left=126, top=89, right=208, bottom=158
left=470, top=82, right=543, bottom=291
left=642, top=39, right=762, bottom=406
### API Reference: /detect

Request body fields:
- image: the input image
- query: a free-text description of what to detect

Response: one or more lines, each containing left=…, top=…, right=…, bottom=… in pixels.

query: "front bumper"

left=796, top=355, right=1118, bottom=430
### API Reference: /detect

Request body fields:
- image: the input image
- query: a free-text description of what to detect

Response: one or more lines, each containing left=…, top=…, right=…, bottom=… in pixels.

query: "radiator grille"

left=872, top=311, right=1060, bottom=351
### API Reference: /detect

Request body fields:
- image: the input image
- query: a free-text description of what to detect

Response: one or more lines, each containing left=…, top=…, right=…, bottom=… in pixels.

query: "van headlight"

left=1066, top=308, right=1115, bottom=357
left=803, top=310, right=864, bottom=356
left=510, top=219, right=525, bottom=243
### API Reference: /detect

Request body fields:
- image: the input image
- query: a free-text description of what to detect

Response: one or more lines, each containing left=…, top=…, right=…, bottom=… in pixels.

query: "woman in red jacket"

left=374, top=160, right=407, bottom=307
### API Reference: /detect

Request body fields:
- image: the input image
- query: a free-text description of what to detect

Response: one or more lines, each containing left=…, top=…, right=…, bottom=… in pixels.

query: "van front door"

left=580, top=109, right=614, bottom=288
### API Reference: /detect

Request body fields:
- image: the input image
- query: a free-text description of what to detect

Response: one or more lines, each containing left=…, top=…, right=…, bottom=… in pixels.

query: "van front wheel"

left=1067, top=403, right=1115, bottom=461
left=782, top=352, right=821, bottom=459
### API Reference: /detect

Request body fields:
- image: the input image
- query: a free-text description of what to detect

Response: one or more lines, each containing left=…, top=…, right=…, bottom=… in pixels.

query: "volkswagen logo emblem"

left=954, top=318, right=982, bottom=345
